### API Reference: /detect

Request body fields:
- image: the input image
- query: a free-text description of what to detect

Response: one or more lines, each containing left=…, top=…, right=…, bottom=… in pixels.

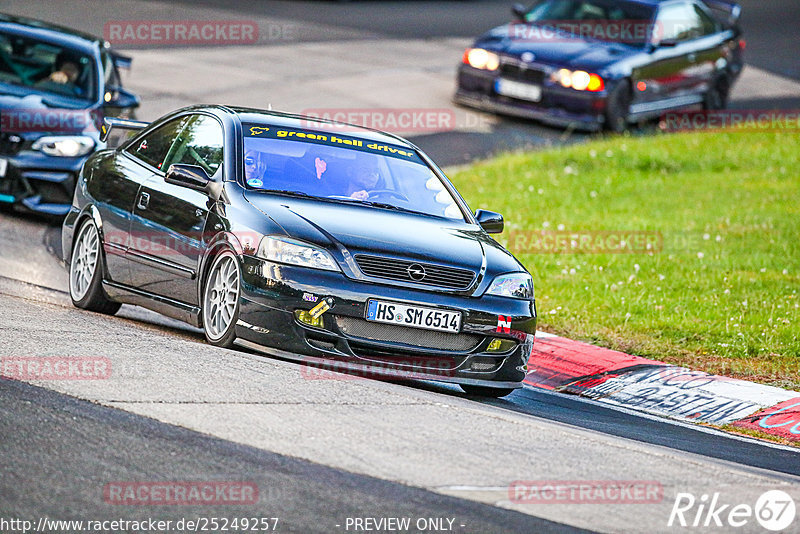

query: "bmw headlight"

left=463, top=48, right=500, bottom=71
left=257, top=236, right=339, bottom=272
left=486, top=272, right=534, bottom=299
left=32, top=136, right=95, bottom=157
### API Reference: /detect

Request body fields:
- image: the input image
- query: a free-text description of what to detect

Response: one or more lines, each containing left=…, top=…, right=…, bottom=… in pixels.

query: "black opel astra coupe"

left=62, top=105, right=537, bottom=397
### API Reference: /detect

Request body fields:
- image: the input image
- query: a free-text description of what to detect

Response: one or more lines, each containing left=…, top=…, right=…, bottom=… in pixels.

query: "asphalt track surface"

left=0, top=378, right=582, bottom=533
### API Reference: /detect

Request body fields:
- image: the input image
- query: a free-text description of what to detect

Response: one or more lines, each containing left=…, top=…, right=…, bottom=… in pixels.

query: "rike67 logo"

left=668, top=490, right=796, bottom=531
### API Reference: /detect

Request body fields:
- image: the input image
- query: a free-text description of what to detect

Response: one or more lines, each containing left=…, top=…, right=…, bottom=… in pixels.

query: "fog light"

left=487, top=338, right=516, bottom=353
left=295, top=310, right=324, bottom=328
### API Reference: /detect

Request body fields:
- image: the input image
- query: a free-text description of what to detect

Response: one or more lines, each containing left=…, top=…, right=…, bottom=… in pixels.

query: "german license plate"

left=0, top=158, right=7, bottom=178
left=495, top=78, right=542, bottom=102
left=366, top=300, right=461, bottom=333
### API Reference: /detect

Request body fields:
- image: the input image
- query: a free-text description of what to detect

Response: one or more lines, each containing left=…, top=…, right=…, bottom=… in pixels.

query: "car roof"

left=229, top=106, right=417, bottom=148
left=0, top=13, right=104, bottom=55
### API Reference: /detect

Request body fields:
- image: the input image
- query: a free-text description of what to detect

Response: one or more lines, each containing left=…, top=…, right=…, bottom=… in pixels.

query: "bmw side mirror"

left=165, top=164, right=212, bottom=193
left=511, top=3, right=528, bottom=21
left=475, top=209, right=504, bottom=234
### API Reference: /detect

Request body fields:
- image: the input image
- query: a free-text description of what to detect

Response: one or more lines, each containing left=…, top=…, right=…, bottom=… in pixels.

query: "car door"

left=127, top=113, right=224, bottom=305
left=634, top=2, right=705, bottom=105
left=117, top=115, right=192, bottom=286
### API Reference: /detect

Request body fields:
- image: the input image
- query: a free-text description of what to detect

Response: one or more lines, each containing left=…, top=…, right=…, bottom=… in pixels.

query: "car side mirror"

left=475, top=209, right=504, bottom=234
left=103, top=86, right=140, bottom=110
left=165, top=164, right=212, bottom=193
left=511, top=3, right=528, bottom=21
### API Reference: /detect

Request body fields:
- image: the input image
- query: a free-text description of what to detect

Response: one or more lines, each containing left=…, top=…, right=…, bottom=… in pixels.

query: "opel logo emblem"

left=407, top=264, right=426, bottom=281
left=521, top=52, right=535, bottom=62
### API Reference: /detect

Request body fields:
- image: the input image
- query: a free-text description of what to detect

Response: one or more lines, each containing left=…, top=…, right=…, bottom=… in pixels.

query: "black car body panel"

left=63, top=106, right=537, bottom=390
left=455, top=0, right=744, bottom=130
left=0, top=13, right=139, bottom=215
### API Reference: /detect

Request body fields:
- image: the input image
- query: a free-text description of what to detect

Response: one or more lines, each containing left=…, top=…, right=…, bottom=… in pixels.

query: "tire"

left=68, top=219, right=121, bottom=314
left=703, top=75, right=730, bottom=111
left=201, top=250, right=241, bottom=348
left=460, top=385, right=516, bottom=398
left=605, top=80, right=632, bottom=133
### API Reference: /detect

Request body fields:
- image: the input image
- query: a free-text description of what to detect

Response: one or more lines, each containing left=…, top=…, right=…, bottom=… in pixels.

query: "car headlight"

left=257, top=236, right=339, bottom=272
left=486, top=272, right=534, bottom=299
left=463, top=48, right=500, bottom=71
left=31, top=136, right=95, bottom=157
left=550, top=69, right=604, bottom=92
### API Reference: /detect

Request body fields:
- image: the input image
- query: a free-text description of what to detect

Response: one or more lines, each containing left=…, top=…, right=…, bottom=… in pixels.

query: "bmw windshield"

left=518, top=0, right=657, bottom=46
left=0, top=31, right=97, bottom=102
left=242, top=123, right=467, bottom=221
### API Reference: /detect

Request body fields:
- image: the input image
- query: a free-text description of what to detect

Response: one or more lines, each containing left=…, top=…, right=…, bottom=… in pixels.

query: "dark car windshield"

left=242, top=124, right=465, bottom=221
left=520, top=0, right=657, bottom=46
left=0, top=31, right=97, bottom=101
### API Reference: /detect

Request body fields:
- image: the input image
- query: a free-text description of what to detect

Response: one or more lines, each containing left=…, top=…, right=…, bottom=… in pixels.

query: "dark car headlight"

left=32, top=136, right=95, bottom=157
left=486, top=272, right=534, bottom=299
left=257, top=236, right=340, bottom=272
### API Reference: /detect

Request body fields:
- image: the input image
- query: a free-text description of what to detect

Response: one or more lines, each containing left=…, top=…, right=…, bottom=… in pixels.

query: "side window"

left=127, top=116, right=190, bottom=170
left=161, top=115, right=224, bottom=177
left=694, top=5, right=719, bottom=36
left=100, top=51, right=120, bottom=88
left=657, top=3, right=704, bottom=43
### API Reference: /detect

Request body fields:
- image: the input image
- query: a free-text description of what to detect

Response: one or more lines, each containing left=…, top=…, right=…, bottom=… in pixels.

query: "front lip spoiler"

left=454, top=90, right=604, bottom=132
left=234, top=338, right=523, bottom=389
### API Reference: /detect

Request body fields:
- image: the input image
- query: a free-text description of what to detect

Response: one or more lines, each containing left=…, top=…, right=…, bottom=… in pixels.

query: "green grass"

left=449, top=131, right=800, bottom=390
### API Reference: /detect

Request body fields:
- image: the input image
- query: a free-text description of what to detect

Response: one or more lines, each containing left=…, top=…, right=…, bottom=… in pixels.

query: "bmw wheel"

left=202, top=250, right=241, bottom=348
left=69, top=219, right=121, bottom=314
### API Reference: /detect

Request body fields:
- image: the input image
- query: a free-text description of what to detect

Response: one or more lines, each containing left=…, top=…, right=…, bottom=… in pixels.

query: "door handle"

left=137, top=192, right=150, bottom=210
left=688, top=53, right=697, bottom=63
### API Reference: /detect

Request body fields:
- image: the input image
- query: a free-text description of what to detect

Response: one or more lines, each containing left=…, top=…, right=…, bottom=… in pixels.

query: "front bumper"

left=0, top=151, right=83, bottom=216
left=455, top=64, right=608, bottom=131
left=235, top=256, right=537, bottom=389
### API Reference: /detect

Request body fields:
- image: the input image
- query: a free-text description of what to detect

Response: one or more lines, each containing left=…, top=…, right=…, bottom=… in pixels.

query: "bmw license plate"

left=366, top=300, right=461, bottom=333
left=495, top=78, right=542, bottom=102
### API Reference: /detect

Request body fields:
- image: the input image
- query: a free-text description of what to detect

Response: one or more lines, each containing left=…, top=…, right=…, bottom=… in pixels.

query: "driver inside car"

left=346, top=163, right=382, bottom=201
left=244, top=149, right=267, bottom=187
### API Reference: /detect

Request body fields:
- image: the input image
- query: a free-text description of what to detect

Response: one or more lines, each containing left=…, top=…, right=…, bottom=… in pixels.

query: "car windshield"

left=521, top=0, right=657, bottom=46
left=0, top=31, right=97, bottom=101
left=242, top=124, right=466, bottom=221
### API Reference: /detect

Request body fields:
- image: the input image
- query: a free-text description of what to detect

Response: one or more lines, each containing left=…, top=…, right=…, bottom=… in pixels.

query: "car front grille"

left=334, top=315, right=482, bottom=352
left=499, top=62, right=546, bottom=85
left=354, top=254, right=476, bottom=290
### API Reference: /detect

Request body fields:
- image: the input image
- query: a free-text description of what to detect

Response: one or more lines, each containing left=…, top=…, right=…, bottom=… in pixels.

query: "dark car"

left=61, top=105, right=537, bottom=397
left=0, top=14, right=139, bottom=216
left=455, top=0, right=744, bottom=131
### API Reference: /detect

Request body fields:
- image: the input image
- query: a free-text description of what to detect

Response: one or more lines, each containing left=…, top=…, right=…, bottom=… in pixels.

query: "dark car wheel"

left=605, top=80, right=632, bottom=133
left=69, top=219, right=121, bottom=314
left=202, top=250, right=241, bottom=348
left=461, top=385, right=516, bottom=398
left=703, top=75, right=730, bottom=110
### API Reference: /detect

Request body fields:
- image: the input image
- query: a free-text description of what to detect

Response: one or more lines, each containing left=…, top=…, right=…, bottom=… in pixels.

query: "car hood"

left=476, top=23, right=639, bottom=70
left=243, top=192, right=519, bottom=275
left=0, top=91, right=98, bottom=136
